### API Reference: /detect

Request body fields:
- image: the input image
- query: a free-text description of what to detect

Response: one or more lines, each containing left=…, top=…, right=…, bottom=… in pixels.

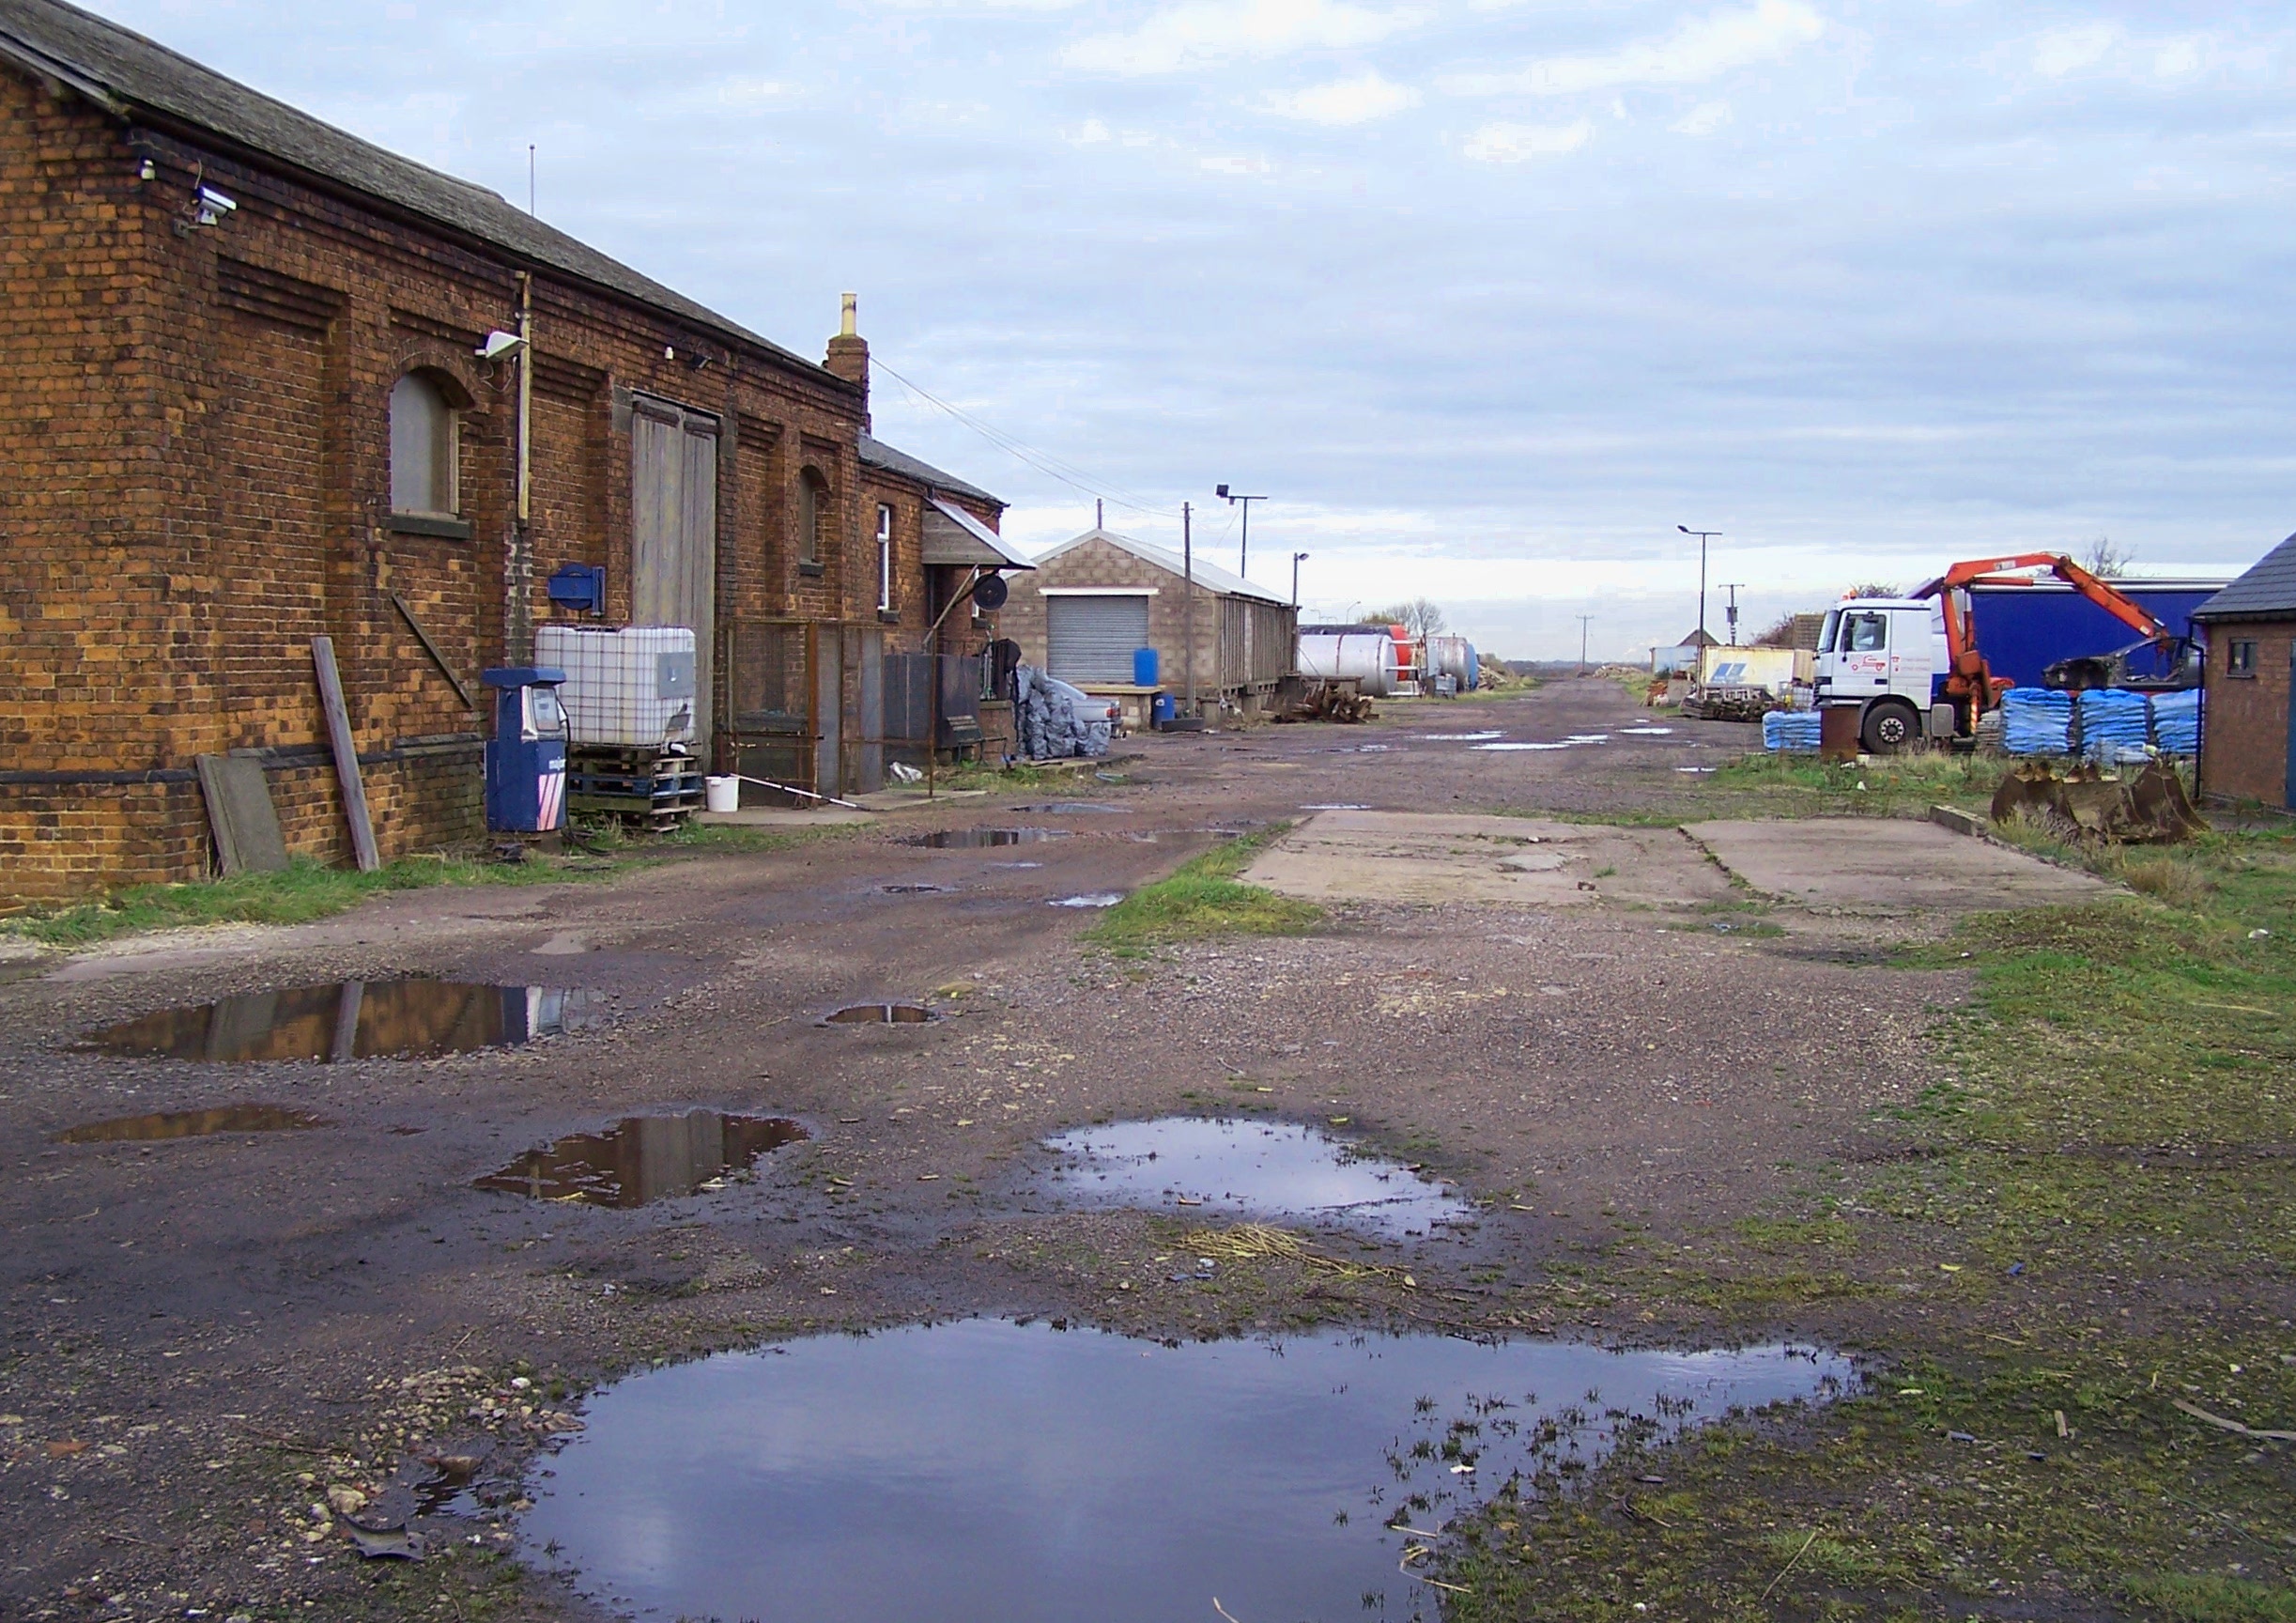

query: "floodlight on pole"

left=1678, top=525, right=1720, bottom=641
left=1719, top=582, right=1745, bottom=646
left=1215, top=484, right=1265, bottom=579
left=1290, top=551, right=1309, bottom=608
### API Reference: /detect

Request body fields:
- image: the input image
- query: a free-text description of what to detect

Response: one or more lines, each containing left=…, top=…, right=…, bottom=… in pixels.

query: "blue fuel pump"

left=483, top=666, right=568, bottom=833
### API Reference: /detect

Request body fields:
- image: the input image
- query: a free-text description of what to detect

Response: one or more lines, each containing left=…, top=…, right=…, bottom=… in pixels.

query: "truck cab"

left=1814, top=598, right=1954, bottom=752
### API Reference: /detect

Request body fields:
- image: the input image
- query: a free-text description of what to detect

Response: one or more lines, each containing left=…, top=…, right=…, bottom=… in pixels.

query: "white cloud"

left=1257, top=70, right=1420, bottom=124
left=1460, top=118, right=1594, bottom=162
left=1200, top=151, right=1273, bottom=173
left=1670, top=99, right=1732, bottom=135
left=1063, top=0, right=1429, bottom=75
left=2151, top=38, right=2204, bottom=79
left=2031, top=22, right=2119, bottom=79
left=1072, top=116, right=1114, bottom=144
left=1441, top=0, right=1824, bottom=97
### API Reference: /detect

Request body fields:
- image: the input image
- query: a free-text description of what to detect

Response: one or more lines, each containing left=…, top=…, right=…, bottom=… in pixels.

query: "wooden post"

left=312, top=635, right=380, bottom=872
left=1182, top=502, right=1195, bottom=717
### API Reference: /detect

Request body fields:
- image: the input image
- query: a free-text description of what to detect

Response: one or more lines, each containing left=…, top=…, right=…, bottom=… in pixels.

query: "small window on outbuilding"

left=389, top=372, right=458, bottom=517
left=797, top=467, right=833, bottom=571
left=2227, top=639, right=2258, bottom=678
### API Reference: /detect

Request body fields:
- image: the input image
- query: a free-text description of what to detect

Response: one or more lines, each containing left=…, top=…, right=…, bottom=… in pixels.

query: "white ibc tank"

left=1297, top=631, right=1399, bottom=697
left=536, top=625, right=698, bottom=747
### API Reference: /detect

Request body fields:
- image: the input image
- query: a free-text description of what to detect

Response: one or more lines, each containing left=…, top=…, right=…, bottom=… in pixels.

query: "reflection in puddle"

left=524, top=1319, right=1850, bottom=1623
left=906, top=827, right=1070, bottom=848
left=1043, top=1117, right=1474, bottom=1238
left=473, top=1111, right=807, bottom=1207
left=1417, top=731, right=1502, bottom=741
left=1050, top=893, right=1124, bottom=908
left=877, top=883, right=954, bottom=895
left=1620, top=725, right=1674, bottom=735
left=54, top=1104, right=328, bottom=1143
left=1009, top=802, right=1125, bottom=814
left=77, top=981, right=602, bottom=1062
left=1472, top=741, right=1568, bottom=751
left=1300, top=803, right=1371, bottom=811
left=823, top=1003, right=938, bottom=1025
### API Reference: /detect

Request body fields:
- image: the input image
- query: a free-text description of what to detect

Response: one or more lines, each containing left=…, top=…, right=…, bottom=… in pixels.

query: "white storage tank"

left=1425, top=635, right=1479, bottom=691
left=536, top=625, right=698, bottom=747
left=1297, top=631, right=1400, bottom=697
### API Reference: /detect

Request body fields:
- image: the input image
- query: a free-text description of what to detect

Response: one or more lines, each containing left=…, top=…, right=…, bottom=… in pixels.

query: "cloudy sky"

left=88, top=0, right=2295, bottom=657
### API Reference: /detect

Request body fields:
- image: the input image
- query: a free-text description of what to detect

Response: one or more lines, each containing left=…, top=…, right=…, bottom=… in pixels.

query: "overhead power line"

left=868, top=356, right=1181, bottom=521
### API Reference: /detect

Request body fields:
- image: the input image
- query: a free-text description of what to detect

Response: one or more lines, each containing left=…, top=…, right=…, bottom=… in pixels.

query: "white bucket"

left=703, top=775, right=740, bottom=814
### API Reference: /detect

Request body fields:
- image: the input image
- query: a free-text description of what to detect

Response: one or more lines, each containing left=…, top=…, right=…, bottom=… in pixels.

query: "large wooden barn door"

left=631, top=395, right=719, bottom=741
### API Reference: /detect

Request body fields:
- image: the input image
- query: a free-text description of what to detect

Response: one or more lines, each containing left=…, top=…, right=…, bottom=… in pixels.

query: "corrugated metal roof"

left=0, top=0, right=825, bottom=378
left=856, top=433, right=1000, bottom=507
left=2195, top=533, right=2296, bottom=620
left=1031, top=529, right=1291, bottom=608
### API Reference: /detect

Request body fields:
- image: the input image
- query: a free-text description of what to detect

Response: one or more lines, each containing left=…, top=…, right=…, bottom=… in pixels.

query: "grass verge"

left=1439, top=813, right=2296, bottom=1619
left=1084, top=825, right=1319, bottom=953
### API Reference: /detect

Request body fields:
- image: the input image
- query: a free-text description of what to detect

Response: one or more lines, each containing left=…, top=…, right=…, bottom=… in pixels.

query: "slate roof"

left=0, top=0, right=824, bottom=377
left=856, top=433, right=1000, bottom=508
left=2195, top=533, right=2296, bottom=621
left=1033, top=529, right=1292, bottom=608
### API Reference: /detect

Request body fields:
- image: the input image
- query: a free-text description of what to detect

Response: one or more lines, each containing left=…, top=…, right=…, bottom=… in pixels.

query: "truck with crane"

left=1812, top=553, right=2200, bottom=754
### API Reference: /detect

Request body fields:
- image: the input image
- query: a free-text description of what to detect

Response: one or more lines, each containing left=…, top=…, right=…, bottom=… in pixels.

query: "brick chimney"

left=824, top=291, right=869, bottom=426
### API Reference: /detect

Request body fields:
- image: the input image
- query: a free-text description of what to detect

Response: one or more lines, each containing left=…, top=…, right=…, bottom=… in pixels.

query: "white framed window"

left=389, top=372, right=458, bottom=516
left=877, top=503, right=894, bottom=613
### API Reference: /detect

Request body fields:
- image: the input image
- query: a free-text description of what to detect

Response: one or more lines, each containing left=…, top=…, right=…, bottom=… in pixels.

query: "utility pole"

left=1678, top=526, right=1720, bottom=641
left=1095, top=499, right=1103, bottom=530
left=1216, top=485, right=1264, bottom=579
left=1182, top=502, right=1195, bottom=718
left=1291, top=551, right=1309, bottom=609
left=1720, top=582, right=1745, bottom=645
left=1578, top=614, right=1592, bottom=673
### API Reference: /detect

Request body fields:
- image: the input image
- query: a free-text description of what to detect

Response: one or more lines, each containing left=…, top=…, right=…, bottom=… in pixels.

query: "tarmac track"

left=0, top=678, right=1970, bottom=1618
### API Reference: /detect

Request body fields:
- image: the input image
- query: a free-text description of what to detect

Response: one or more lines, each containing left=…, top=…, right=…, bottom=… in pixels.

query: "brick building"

left=2194, top=532, right=2296, bottom=811
left=0, top=0, right=1012, bottom=901
left=996, top=527, right=1297, bottom=722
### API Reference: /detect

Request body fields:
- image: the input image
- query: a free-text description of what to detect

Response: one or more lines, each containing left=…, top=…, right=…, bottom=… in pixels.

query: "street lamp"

left=1290, top=551, right=1309, bottom=608
left=1678, top=525, right=1720, bottom=641
left=1216, top=484, right=1265, bottom=578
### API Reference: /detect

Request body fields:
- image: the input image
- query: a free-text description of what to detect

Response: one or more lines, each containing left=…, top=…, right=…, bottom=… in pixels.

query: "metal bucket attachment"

left=1989, top=760, right=2207, bottom=845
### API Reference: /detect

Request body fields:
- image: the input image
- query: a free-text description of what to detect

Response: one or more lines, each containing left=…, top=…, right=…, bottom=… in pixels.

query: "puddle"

left=473, top=1111, right=807, bottom=1207
left=524, top=1318, right=1850, bottom=1623
left=1009, top=802, right=1124, bottom=814
left=991, top=860, right=1044, bottom=869
left=1050, top=893, right=1124, bottom=908
left=1565, top=734, right=1610, bottom=744
left=76, top=980, right=603, bottom=1062
left=1417, top=731, right=1502, bottom=741
left=1300, top=802, right=1371, bottom=811
left=1620, top=725, right=1674, bottom=735
left=54, top=1104, right=328, bottom=1143
left=1676, top=765, right=1717, bottom=774
left=906, top=827, right=1070, bottom=848
left=1471, top=741, right=1569, bottom=751
left=822, top=1002, right=938, bottom=1025
left=877, top=883, right=954, bottom=895
left=1042, top=1117, right=1474, bottom=1238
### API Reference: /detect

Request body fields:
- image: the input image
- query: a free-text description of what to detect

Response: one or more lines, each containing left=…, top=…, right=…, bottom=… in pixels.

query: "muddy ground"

left=1, top=679, right=2042, bottom=1619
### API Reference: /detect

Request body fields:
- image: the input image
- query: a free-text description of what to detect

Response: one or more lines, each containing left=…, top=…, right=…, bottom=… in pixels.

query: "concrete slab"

left=1685, top=817, right=2112, bottom=914
left=1241, top=811, right=1731, bottom=907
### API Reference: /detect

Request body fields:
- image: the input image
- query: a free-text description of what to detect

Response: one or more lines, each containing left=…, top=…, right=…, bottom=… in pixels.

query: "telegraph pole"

left=1182, top=502, right=1195, bottom=718
left=1578, top=614, right=1592, bottom=673
left=1720, top=582, right=1745, bottom=645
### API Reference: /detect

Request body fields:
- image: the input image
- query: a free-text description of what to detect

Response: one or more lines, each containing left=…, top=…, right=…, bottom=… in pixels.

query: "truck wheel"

left=1861, top=699, right=1919, bottom=754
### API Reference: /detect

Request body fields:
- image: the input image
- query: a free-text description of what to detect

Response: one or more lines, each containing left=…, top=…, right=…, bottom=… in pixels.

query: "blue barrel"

left=1152, top=692, right=1176, bottom=724
left=1133, top=647, right=1160, bottom=688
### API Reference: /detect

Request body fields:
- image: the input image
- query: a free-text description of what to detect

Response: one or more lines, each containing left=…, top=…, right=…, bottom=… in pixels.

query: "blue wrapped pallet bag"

left=2002, top=688, right=2073, bottom=755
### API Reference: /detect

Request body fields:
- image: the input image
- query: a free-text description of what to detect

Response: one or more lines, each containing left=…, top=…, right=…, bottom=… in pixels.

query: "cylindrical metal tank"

left=1296, top=631, right=1399, bottom=697
left=1425, top=635, right=1479, bottom=691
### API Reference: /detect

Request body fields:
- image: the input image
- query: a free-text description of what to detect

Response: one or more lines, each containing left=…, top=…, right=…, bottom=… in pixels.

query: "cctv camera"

left=476, top=331, right=525, bottom=361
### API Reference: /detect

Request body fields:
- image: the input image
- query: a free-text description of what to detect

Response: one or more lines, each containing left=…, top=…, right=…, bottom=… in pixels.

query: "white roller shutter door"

left=1046, top=595, right=1149, bottom=684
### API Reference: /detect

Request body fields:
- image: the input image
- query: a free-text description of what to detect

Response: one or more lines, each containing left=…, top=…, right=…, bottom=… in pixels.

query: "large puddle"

left=523, top=1319, right=1850, bottom=1622
left=1043, top=1118, right=1473, bottom=1238
left=77, top=981, right=602, bottom=1062
left=473, top=1110, right=808, bottom=1207
left=54, top=1104, right=328, bottom=1143
left=906, top=827, right=1070, bottom=848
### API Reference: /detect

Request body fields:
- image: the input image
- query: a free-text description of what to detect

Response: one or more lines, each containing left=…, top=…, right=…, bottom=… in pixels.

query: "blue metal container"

left=1133, top=646, right=1160, bottom=688
left=1152, top=692, right=1176, bottom=725
left=1967, top=581, right=2224, bottom=689
left=483, top=666, right=568, bottom=833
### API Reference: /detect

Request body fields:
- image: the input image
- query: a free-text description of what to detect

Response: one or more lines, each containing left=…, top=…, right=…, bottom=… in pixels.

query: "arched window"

left=797, top=466, right=833, bottom=569
left=389, top=372, right=458, bottom=516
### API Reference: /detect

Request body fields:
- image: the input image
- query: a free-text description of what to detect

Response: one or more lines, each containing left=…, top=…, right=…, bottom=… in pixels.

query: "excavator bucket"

left=1989, top=760, right=2208, bottom=845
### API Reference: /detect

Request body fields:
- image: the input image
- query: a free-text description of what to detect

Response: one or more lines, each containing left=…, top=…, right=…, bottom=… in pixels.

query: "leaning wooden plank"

left=311, top=636, right=380, bottom=873
left=194, top=753, right=288, bottom=875
left=391, top=592, right=474, bottom=709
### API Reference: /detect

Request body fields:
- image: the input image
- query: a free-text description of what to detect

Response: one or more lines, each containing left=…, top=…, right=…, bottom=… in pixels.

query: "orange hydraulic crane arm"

left=1914, top=553, right=2174, bottom=642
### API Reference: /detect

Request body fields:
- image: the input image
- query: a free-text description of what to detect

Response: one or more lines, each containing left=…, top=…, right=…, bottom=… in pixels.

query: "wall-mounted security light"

left=476, top=330, right=525, bottom=362
left=137, top=158, right=156, bottom=182
left=195, top=185, right=237, bottom=226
